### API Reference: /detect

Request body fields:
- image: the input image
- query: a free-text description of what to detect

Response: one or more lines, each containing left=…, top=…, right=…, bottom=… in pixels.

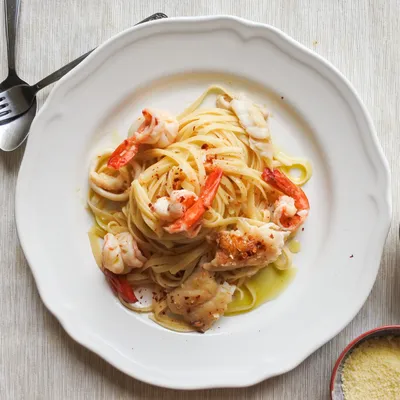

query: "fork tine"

left=0, top=110, right=11, bottom=118
left=0, top=93, right=12, bottom=120
left=0, top=98, right=9, bottom=110
left=0, top=85, right=34, bottom=122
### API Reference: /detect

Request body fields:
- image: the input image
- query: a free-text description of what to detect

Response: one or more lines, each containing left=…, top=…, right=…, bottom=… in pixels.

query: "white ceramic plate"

left=16, top=16, right=391, bottom=389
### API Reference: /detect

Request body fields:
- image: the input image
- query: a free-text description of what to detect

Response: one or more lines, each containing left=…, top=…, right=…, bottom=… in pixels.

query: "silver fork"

left=0, top=12, right=167, bottom=123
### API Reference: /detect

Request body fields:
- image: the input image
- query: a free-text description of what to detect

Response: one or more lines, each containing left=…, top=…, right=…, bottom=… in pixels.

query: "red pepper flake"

left=201, top=143, right=209, bottom=150
left=350, top=254, right=354, bottom=258
left=302, top=227, right=305, bottom=231
left=269, top=234, right=274, bottom=239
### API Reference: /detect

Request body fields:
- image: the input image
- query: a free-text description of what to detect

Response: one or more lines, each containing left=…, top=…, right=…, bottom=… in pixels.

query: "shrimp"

left=108, top=109, right=179, bottom=169
left=90, top=168, right=130, bottom=193
left=153, top=190, right=198, bottom=222
left=167, top=260, right=235, bottom=332
left=230, top=95, right=273, bottom=163
left=101, top=232, right=146, bottom=304
left=102, top=232, right=147, bottom=275
left=262, top=168, right=310, bottom=232
left=164, top=168, right=223, bottom=237
left=216, top=93, right=273, bottom=165
left=217, top=93, right=269, bottom=119
left=204, top=222, right=289, bottom=271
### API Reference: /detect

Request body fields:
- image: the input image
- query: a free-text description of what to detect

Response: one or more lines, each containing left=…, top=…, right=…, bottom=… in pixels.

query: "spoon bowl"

left=0, top=75, right=37, bottom=151
left=0, top=99, right=36, bottom=151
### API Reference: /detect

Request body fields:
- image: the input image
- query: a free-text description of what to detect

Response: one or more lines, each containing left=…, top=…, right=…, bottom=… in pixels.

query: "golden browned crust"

left=204, top=231, right=279, bottom=271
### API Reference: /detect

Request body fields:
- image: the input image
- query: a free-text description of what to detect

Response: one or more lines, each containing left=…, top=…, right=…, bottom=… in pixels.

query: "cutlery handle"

left=4, top=0, right=21, bottom=76
left=31, top=51, right=92, bottom=93
left=31, top=12, right=168, bottom=94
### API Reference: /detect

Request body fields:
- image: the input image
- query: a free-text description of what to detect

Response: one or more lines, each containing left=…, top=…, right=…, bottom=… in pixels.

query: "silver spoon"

left=0, top=12, right=167, bottom=151
left=0, top=0, right=37, bottom=151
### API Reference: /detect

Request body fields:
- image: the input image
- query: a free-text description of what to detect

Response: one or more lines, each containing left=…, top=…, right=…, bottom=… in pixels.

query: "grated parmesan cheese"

left=342, top=336, right=400, bottom=400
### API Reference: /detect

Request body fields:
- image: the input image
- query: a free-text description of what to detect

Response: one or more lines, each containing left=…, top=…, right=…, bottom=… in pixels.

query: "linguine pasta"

left=88, top=86, right=311, bottom=332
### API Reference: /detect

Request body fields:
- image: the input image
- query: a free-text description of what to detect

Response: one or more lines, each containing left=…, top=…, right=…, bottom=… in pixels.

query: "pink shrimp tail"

left=165, top=168, right=223, bottom=235
left=107, top=110, right=153, bottom=169
left=262, top=168, right=309, bottom=210
left=262, top=167, right=309, bottom=231
left=107, top=138, right=140, bottom=169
